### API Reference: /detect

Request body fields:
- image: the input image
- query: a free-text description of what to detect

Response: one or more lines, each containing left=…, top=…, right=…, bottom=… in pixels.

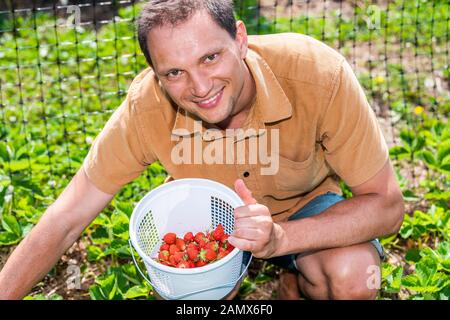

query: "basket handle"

left=128, top=239, right=253, bottom=300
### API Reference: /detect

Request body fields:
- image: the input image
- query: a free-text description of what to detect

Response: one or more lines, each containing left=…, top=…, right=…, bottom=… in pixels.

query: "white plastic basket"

left=129, top=178, right=253, bottom=300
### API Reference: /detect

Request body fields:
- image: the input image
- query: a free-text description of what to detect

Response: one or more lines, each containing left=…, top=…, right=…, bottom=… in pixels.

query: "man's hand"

left=228, top=179, right=284, bottom=259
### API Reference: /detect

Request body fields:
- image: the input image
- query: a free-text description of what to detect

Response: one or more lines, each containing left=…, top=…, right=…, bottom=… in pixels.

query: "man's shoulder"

left=248, top=33, right=345, bottom=84
left=126, top=67, right=167, bottom=113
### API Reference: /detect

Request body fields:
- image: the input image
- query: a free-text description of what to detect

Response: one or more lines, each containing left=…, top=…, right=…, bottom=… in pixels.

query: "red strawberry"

left=187, top=260, right=196, bottom=268
left=176, top=261, right=190, bottom=268
left=199, top=248, right=217, bottom=262
left=159, top=260, right=173, bottom=267
left=169, top=244, right=180, bottom=255
left=217, top=250, right=229, bottom=260
left=163, top=232, right=177, bottom=245
left=194, top=232, right=207, bottom=244
left=187, top=242, right=198, bottom=250
left=158, top=250, right=169, bottom=261
left=169, top=254, right=177, bottom=266
left=205, top=241, right=219, bottom=252
left=195, top=260, right=207, bottom=268
left=212, top=224, right=225, bottom=241
left=187, top=246, right=199, bottom=261
left=160, top=243, right=170, bottom=251
left=173, top=251, right=188, bottom=264
left=176, top=238, right=186, bottom=251
left=220, top=234, right=229, bottom=243
left=206, top=231, right=215, bottom=241
left=183, top=232, right=194, bottom=242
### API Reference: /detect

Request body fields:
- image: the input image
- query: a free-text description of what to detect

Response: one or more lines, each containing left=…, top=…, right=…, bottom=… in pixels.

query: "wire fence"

left=0, top=0, right=449, bottom=212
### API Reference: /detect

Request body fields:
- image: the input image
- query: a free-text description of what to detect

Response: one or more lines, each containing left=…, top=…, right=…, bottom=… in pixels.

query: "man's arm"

left=230, top=159, right=405, bottom=258
left=0, top=166, right=115, bottom=299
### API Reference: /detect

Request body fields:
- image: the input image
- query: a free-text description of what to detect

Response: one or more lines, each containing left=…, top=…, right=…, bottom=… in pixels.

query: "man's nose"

left=189, top=71, right=212, bottom=98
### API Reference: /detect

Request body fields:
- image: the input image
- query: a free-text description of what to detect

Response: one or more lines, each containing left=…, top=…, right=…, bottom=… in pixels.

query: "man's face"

left=147, top=10, right=251, bottom=126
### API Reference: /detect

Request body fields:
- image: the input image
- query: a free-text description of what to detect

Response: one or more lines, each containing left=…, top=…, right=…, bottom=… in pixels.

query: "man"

left=0, top=0, right=404, bottom=300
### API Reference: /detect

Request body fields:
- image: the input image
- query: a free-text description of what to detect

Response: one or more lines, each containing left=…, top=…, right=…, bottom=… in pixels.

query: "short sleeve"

left=83, top=84, right=156, bottom=195
left=319, top=59, right=389, bottom=188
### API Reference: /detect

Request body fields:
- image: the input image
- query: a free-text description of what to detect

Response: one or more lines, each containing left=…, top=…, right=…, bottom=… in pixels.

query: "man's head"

left=138, top=0, right=237, bottom=68
left=137, top=0, right=255, bottom=127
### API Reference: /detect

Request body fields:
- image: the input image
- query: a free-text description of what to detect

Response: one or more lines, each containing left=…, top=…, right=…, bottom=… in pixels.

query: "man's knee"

left=326, top=265, right=379, bottom=300
left=296, top=243, right=380, bottom=300
left=324, top=244, right=380, bottom=300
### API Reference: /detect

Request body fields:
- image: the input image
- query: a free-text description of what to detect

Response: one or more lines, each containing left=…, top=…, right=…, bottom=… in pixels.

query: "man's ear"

left=235, top=20, right=249, bottom=59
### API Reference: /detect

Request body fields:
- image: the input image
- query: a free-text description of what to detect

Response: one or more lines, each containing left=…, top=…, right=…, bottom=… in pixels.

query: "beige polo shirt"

left=83, top=33, right=389, bottom=222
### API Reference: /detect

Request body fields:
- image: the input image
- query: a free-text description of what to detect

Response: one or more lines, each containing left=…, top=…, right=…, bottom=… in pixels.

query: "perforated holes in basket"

left=147, top=264, right=174, bottom=295
left=210, top=196, right=235, bottom=234
left=137, top=209, right=160, bottom=257
left=230, top=253, right=243, bottom=280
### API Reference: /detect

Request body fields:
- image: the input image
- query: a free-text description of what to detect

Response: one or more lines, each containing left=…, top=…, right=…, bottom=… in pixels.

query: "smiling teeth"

left=200, top=91, right=220, bottom=104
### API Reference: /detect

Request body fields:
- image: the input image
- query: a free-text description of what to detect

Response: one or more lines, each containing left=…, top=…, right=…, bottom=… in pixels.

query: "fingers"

left=234, top=179, right=257, bottom=205
left=234, top=215, right=272, bottom=230
left=228, top=234, right=270, bottom=258
left=234, top=203, right=271, bottom=219
left=228, top=235, right=254, bottom=252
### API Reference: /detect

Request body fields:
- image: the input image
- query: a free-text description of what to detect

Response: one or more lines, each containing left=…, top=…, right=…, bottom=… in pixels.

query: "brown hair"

left=137, top=0, right=237, bottom=67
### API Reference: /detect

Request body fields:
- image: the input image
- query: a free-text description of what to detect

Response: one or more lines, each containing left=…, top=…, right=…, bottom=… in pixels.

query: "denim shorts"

left=267, top=192, right=385, bottom=273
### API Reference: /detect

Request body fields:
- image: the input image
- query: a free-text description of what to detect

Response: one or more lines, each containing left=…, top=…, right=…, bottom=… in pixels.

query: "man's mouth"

left=195, top=88, right=224, bottom=109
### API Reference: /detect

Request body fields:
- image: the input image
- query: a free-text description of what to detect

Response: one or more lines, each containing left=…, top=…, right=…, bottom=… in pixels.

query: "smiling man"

left=0, top=0, right=404, bottom=300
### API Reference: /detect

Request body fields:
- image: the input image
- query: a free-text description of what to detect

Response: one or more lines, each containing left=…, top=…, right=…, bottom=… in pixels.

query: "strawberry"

left=163, top=232, right=177, bottom=245
left=160, top=243, right=170, bottom=251
left=194, top=232, right=209, bottom=248
left=217, top=250, right=229, bottom=260
left=187, top=242, right=198, bottom=250
left=159, top=260, right=173, bottom=267
left=220, top=235, right=234, bottom=251
left=187, top=260, right=196, bottom=268
left=187, top=246, right=199, bottom=261
left=176, top=261, right=190, bottom=268
left=176, top=238, right=186, bottom=251
left=194, top=232, right=208, bottom=244
left=199, top=248, right=217, bottom=262
left=207, top=231, right=215, bottom=241
left=158, top=250, right=169, bottom=261
left=169, top=244, right=180, bottom=255
left=212, top=224, right=225, bottom=241
left=173, top=251, right=188, bottom=264
left=169, top=254, right=177, bottom=266
left=220, top=234, right=229, bottom=243
left=183, top=232, right=194, bottom=243
left=195, top=260, right=207, bottom=268
left=205, top=241, right=219, bottom=252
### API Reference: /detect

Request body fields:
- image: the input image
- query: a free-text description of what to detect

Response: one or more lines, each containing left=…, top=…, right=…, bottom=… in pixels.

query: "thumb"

left=234, top=179, right=257, bottom=205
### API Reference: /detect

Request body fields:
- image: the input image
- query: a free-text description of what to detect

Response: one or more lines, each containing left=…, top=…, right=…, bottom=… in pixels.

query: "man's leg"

left=272, top=192, right=383, bottom=300
left=278, top=270, right=302, bottom=299
left=295, top=242, right=380, bottom=300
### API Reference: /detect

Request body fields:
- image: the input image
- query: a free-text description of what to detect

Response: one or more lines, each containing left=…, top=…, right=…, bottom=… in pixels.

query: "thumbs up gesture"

left=228, top=179, right=284, bottom=259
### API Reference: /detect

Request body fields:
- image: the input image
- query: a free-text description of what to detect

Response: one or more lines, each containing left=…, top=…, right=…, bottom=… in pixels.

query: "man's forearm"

left=273, top=193, right=404, bottom=257
left=0, top=208, right=77, bottom=299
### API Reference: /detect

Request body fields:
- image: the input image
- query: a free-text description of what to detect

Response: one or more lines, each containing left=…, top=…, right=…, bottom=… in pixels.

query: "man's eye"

left=167, top=70, right=182, bottom=78
left=205, top=54, right=218, bottom=63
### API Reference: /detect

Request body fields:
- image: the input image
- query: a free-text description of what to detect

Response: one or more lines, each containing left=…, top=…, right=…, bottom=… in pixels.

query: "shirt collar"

left=170, top=48, right=293, bottom=138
